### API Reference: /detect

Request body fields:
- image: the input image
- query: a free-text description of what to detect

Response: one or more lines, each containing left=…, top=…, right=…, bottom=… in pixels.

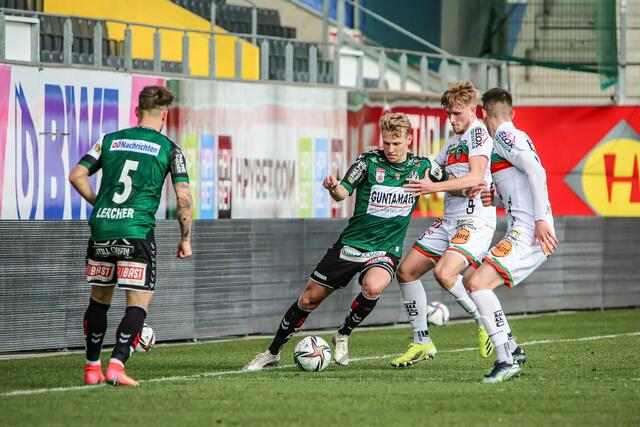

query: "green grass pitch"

left=1, top=309, right=639, bottom=426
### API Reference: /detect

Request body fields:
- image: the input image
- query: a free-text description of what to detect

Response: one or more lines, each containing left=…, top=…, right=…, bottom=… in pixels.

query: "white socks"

left=398, top=279, right=431, bottom=344
left=448, top=275, right=482, bottom=326
left=470, top=289, right=513, bottom=364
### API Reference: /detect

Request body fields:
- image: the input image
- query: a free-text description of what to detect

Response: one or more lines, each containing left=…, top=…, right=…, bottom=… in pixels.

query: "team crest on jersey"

left=409, top=170, right=419, bottom=180
left=446, top=143, right=469, bottom=165
left=376, top=167, right=385, bottom=183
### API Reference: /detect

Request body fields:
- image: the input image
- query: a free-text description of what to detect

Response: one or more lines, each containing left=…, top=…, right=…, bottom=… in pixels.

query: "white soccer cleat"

left=242, top=350, right=281, bottom=372
left=332, top=332, right=350, bottom=366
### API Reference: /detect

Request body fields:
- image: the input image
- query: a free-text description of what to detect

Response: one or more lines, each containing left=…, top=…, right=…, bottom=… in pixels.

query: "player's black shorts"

left=309, top=241, right=399, bottom=290
left=85, top=230, right=156, bottom=292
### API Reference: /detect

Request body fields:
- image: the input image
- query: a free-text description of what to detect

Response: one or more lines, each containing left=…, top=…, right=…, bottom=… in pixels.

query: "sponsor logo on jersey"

left=173, top=150, right=188, bottom=175
left=346, top=158, right=366, bottom=185
left=430, top=163, right=444, bottom=180
left=565, top=120, right=640, bottom=216
left=86, top=260, right=115, bottom=282
left=367, top=185, right=417, bottom=218
left=363, top=255, right=394, bottom=268
left=117, top=261, right=146, bottom=286
left=376, top=167, right=385, bottom=183
left=340, top=246, right=387, bottom=263
left=507, top=228, right=521, bottom=240
left=456, top=218, right=474, bottom=228
left=312, top=270, right=327, bottom=280
left=93, top=244, right=133, bottom=258
left=496, top=131, right=515, bottom=151
left=451, top=228, right=470, bottom=244
left=111, top=139, right=161, bottom=157
left=471, top=127, right=487, bottom=148
left=491, top=239, right=513, bottom=257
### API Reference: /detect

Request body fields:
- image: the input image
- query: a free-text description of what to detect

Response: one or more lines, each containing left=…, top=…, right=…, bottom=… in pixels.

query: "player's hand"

left=322, top=175, right=340, bottom=190
left=404, top=169, right=435, bottom=195
left=466, top=183, right=487, bottom=198
left=533, top=220, right=558, bottom=255
left=480, top=188, right=495, bottom=207
left=177, top=240, right=192, bottom=259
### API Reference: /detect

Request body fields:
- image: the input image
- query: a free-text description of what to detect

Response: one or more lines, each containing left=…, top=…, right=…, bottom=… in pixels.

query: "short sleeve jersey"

left=338, top=150, right=448, bottom=258
left=491, top=122, right=553, bottom=231
left=436, top=119, right=496, bottom=223
left=79, top=127, right=189, bottom=241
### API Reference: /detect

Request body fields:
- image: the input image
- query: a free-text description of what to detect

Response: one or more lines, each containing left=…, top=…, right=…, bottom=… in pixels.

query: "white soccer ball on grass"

left=293, top=336, right=332, bottom=372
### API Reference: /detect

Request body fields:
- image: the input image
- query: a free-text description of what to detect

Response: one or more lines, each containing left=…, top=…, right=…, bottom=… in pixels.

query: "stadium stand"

left=169, top=0, right=332, bottom=82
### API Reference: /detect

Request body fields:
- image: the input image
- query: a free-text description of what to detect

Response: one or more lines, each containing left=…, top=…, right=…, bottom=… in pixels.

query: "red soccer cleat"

left=84, top=363, right=105, bottom=385
left=105, top=361, right=140, bottom=387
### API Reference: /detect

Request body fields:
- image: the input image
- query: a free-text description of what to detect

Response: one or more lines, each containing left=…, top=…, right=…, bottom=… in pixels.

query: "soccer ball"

left=293, top=336, right=332, bottom=372
left=135, top=323, right=156, bottom=352
left=426, top=302, right=450, bottom=326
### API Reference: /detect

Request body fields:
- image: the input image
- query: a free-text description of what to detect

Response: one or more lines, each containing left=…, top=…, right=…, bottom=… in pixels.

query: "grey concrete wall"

left=1, top=217, right=639, bottom=352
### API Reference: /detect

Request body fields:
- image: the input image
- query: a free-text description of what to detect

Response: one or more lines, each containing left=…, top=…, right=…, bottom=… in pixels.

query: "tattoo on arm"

left=175, top=182, right=193, bottom=240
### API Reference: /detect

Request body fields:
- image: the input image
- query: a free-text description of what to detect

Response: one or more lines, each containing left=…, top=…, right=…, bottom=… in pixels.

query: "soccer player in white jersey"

left=390, top=81, right=498, bottom=367
left=464, top=87, right=558, bottom=383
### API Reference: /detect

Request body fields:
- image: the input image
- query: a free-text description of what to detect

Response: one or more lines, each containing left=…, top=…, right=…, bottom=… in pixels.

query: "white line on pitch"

left=2, top=331, right=639, bottom=397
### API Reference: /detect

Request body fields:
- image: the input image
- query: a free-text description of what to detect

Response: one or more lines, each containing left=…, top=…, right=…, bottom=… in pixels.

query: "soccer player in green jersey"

left=69, top=86, right=193, bottom=387
left=243, top=112, right=449, bottom=372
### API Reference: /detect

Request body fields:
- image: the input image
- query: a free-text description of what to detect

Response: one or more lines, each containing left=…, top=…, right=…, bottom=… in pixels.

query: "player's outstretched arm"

left=323, top=175, right=349, bottom=202
left=405, top=156, right=487, bottom=195
left=174, top=182, right=193, bottom=259
left=69, top=164, right=97, bottom=205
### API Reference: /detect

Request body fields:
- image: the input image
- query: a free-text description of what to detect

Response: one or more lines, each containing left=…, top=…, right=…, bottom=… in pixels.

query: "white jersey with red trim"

left=435, top=119, right=496, bottom=224
left=490, top=122, right=554, bottom=233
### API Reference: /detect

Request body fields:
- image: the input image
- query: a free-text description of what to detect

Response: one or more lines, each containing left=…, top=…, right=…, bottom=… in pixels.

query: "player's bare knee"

left=433, top=264, right=455, bottom=289
left=396, top=264, right=420, bottom=283
left=298, top=293, right=321, bottom=310
left=360, top=280, right=384, bottom=299
left=465, top=273, right=485, bottom=293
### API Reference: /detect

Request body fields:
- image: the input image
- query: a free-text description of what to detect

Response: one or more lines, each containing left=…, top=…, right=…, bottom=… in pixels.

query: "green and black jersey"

left=338, top=150, right=447, bottom=258
left=79, top=126, right=189, bottom=241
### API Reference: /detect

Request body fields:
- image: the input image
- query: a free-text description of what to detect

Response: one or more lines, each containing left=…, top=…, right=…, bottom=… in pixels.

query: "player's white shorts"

left=413, top=217, right=495, bottom=269
left=483, top=227, right=549, bottom=287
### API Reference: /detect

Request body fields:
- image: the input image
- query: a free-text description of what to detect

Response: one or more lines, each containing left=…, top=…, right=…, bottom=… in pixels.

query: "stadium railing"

left=0, top=6, right=508, bottom=92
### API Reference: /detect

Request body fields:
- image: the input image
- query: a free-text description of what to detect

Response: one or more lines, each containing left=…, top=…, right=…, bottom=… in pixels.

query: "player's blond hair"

left=441, top=81, right=478, bottom=109
left=379, top=112, right=411, bottom=138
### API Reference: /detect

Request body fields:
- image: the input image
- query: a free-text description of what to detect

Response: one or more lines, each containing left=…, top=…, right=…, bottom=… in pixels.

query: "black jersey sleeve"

left=169, top=145, right=190, bottom=183
left=78, top=138, right=103, bottom=176
left=426, top=160, right=448, bottom=182
left=340, top=154, right=368, bottom=194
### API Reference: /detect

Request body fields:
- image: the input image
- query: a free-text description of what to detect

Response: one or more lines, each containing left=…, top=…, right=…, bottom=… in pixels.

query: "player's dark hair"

left=138, top=85, right=174, bottom=113
left=379, top=112, right=411, bottom=138
left=441, top=80, right=477, bottom=109
left=482, top=87, right=513, bottom=117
